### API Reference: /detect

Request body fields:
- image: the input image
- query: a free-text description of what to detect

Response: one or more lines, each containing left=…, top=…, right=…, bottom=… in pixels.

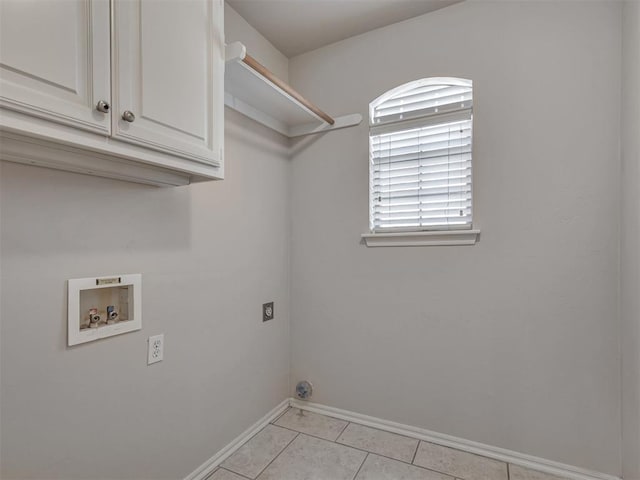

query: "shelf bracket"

left=225, top=41, right=246, bottom=63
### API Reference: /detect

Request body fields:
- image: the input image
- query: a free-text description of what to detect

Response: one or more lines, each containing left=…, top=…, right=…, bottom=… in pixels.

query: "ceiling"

left=226, top=0, right=463, bottom=57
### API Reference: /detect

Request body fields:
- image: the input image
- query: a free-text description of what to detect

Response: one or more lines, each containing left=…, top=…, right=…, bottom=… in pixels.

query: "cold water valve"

left=106, top=305, right=118, bottom=324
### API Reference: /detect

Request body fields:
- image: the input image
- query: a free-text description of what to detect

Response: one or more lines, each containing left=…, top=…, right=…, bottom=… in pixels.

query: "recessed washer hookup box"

left=67, top=274, right=142, bottom=346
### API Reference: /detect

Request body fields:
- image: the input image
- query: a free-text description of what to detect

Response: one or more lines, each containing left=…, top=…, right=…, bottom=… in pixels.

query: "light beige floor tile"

left=207, top=469, right=247, bottom=480
left=256, top=433, right=367, bottom=480
left=355, top=454, right=455, bottom=480
left=413, top=442, right=508, bottom=480
left=274, top=408, right=348, bottom=441
left=509, top=464, right=571, bottom=480
left=221, top=424, right=297, bottom=479
left=337, top=423, right=419, bottom=463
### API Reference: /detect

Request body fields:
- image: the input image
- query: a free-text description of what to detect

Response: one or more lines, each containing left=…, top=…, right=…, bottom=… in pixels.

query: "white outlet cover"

left=148, top=334, right=164, bottom=365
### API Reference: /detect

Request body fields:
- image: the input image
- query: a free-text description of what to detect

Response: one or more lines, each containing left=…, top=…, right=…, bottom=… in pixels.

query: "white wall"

left=225, top=3, right=289, bottom=81
left=621, top=2, right=640, bottom=479
left=288, top=1, right=622, bottom=475
left=0, top=12, right=292, bottom=480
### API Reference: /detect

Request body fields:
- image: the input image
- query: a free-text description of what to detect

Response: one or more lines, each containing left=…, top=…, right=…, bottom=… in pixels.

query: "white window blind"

left=369, top=78, right=473, bottom=232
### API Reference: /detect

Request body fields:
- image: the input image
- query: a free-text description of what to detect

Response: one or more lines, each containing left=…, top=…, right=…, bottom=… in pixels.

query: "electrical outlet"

left=147, top=334, right=164, bottom=365
left=263, top=302, right=274, bottom=322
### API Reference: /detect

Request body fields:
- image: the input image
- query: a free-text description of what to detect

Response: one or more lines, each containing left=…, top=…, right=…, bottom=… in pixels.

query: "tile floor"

left=206, top=408, right=571, bottom=480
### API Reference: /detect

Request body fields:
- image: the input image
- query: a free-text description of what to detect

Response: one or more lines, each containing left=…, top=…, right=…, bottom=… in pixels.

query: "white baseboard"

left=290, top=399, right=621, bottom=480
left=184, top=398, right=620, bottom=480
left=184, top=399, right=290, bottom=480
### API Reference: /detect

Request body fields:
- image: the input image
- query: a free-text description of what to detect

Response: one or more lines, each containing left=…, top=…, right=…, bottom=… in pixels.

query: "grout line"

left=271, top=423, right=318, bottom=437
left=217, top=467, right=253, bottom=480
left=270, top=423, right=345, bottom=443
left=274, top=422, right=434, bottom=469
left=235, top=415, right=459, bottom=480
left=367, top=452, right=458, bottom=479
left=201, top=402, right=608, bottom=480
left=351, top=452, right=369, bottom=480
left=290, top=402, right=609, bottom=480
left=411, top=440, right=420, bottom=464
left=345, top=443, right=431, bottom=469
left=342, top=420, right=421, bottom=442
left=336, top=420, right=351, bottom=441
left=271, top=406, right=292, bottom=424
left=252, top=432, right=300, bottom=479
left=243, top=410, right=465, bottom=480
left=329, top=424, right=457, bottom=480
left=220, top=423, right=273, bottom=470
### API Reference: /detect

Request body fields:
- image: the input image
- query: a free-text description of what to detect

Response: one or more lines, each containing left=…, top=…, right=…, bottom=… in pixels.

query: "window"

left=367, top=78, right=475, bottom=243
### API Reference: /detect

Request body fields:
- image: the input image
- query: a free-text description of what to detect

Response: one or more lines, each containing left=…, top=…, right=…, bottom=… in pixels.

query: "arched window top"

left=370, top=77, right=472, bottom=126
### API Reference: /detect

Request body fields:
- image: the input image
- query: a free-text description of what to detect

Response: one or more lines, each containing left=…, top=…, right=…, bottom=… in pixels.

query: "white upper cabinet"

left=0, top=0, right=224, bottom=186
left=0, top=0, right=111, bottom=135
left=112, top=0, right=224, bottom=166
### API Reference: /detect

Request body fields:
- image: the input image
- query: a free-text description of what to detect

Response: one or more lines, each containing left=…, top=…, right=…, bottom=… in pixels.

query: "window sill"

left=361, top=229, right=480, bottom=247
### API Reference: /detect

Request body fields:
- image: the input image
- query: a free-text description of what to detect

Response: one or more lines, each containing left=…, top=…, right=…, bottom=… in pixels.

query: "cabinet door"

left=0, top=0, right=111, bottom=135
left=112, top=0, right=224, bottom=166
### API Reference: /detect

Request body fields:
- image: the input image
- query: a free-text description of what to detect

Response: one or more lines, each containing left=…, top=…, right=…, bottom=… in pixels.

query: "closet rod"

left=241, top=54, right=336, bottom=126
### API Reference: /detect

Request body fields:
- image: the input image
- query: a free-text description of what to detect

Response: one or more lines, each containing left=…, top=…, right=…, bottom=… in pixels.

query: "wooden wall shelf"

left=224, top=42, right=362, bottom=138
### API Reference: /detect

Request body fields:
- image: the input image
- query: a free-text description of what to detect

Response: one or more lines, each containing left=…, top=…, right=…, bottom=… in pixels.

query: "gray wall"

left=225, top=3, right=289, bottom=82
left=1, top=1, right=633, bottom=478
left=0, top=18, right=292, bottom=474
left=622, top=2, right=640, bottom=479
left=288, top=1, right=622, bottom=475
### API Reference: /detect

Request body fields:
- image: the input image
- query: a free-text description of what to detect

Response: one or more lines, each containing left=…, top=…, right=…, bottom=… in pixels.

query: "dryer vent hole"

left=295, top=380, right=313, bottom=400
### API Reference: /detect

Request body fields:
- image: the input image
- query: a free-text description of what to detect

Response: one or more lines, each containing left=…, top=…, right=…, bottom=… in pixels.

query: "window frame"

left=363, top=77, right=480, bottom=247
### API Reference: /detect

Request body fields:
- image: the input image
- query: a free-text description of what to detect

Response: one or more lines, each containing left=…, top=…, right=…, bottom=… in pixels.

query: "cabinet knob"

left=96, top=100, right=110, bottom=113
left=122, top=110, right=136, bottom=123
